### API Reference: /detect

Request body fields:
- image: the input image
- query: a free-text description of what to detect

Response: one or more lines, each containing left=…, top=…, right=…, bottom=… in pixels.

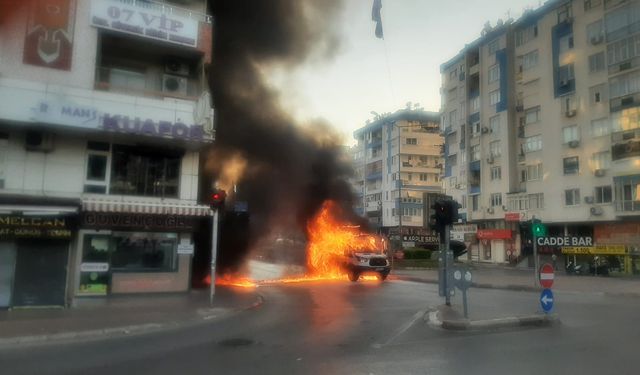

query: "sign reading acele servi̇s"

left=90, top=0, right=199, bottom=47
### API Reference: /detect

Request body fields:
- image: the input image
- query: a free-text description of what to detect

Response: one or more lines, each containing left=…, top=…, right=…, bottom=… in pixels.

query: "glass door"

left=0, top=241, right=17, bottom=308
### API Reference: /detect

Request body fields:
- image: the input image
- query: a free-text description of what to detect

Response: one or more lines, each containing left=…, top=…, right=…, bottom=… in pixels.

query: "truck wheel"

left=378, top=273, right=388, bottom=281
left=348, top=271, right=359, bottom=282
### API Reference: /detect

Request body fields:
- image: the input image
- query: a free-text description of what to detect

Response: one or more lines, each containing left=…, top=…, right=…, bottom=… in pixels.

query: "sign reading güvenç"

left=90, top=0, right=199, bottom=47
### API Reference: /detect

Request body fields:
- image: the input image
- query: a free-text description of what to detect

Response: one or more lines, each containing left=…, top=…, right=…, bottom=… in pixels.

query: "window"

left=590, top=84, right=607, bottom=104
left=559, top=35, right=574, bottom=55
left=558, top=64, right=575, bottom=83
left=523, top=135, right=542, bottom=152
left=557, top=4, right=573, bottom=24
left=563, top=125, right=579, bottom=143
left=406, top=138, right=417, bottom=145
left=524, top=163, right=542, bottom=181
left=488, top=39, right=500, bottom=54
left=110, top=232, right=179, bottom=272
left=589, top=52, right=605, bottom=73
left=110, top=145, right=181, bottom=198
left=109, top=68, right=147, bottom=92
left=491, top=166, right=502, bottom=180
left=490, top=140, right=501, bottom=157
left=609, top=71, right=640, bottom=99
left=449, top=68, right=458, bottom=80
left=516, top=24, right=538, bottom=47
left=491, top=193, right=502, bottom=207
left=595, top=185, right=613, bottom=203
left=449, top=110, right=458, bottom=127
left=522, top=50, right=539, bottom=70
left=592, top=151, right=611, bottom=169
left=489, top=90, right=500, bottom=105
left=471, top=195, right=479, bottom=211
left=448, top=87, right=458, bottom=102
left=489, top=115, right=500, bottom=134
left=584, top=0, right=602, bottom=11
left=586, top=20, right=604, bottom=43
left=563, top=156, right=580, bottom=175
left=471, top=121, right=480, bottom=137
left=470, top=144, right=480, bottom=161
left=488, top=65, right=500, bottom=83
left=470, top=96, right=480, bottom=113
left=525, top=107, right=540, bottom=124
left=565, top=189, right=580, bottom=206
left=607, top=34, right=640, bottom=66
left=591, top=118, right=611, bottom=137
left=84, top=142, right=111, bottom=194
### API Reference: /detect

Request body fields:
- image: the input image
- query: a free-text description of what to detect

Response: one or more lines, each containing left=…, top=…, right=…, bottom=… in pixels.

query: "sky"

left=269, top=0, right=540, bottom=145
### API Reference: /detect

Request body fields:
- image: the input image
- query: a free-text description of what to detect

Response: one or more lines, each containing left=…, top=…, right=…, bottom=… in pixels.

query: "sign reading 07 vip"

left=90, top=0, right=199, bottom=47
left=536, top=236, right=593, bottom=247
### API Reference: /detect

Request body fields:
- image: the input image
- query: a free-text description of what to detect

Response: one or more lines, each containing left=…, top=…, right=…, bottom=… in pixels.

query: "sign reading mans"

left=536, top=236, right=593, bottom=247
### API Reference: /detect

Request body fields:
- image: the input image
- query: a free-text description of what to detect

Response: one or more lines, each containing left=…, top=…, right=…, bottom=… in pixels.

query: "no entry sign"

left=539, top=263, right=554, bottom=289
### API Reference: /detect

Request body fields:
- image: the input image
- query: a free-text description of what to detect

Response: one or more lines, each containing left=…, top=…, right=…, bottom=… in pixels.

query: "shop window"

left=111, top=232, right=178, bottom=272
left=110, top=145, right=181, bottom=198
left=78, top=234, right=110, bottom=295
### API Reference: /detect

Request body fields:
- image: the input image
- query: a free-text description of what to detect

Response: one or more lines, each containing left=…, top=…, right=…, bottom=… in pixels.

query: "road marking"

left=372, top=308, right=427, bottom=349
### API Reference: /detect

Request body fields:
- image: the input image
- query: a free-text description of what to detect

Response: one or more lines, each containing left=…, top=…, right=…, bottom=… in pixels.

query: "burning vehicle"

left=342, top=235, right=390, bottom=282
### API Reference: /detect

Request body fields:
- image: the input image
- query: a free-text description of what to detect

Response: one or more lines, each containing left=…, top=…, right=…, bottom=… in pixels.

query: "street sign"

left=539, top=263, right=554, bottom=289
left=540, top=289, right=554, bottom=313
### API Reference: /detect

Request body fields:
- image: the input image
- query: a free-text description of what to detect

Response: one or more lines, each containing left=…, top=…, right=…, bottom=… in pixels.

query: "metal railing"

left=615, top=200, right=640, bottom=212
left=114, top=0, right=213, bottom=23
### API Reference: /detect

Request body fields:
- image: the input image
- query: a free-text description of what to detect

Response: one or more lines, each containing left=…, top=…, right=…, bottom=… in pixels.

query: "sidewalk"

left=393, top=263, right=640, bottom=297
left=0, top=287, right=262, bottom=347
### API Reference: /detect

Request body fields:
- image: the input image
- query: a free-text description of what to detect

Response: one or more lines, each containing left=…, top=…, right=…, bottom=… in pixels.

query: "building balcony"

left=614, top=200, right=640, bottom=214
left=0, top=77, right=214, bottom=145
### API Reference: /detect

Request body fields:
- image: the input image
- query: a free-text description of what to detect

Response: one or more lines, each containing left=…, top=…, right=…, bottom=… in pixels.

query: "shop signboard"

left=504, top=212, right=520, bottom=222
left=90, top=0, right=199, bottom=47
left=402, top=235, right=439, bottom=245
left=562, top=245, right=626, bottom=255
left=450, top=224, right=477, bottom=242
left=0, top=214, right=75, bottom=239
left=536, top=236, right=593, bottom=247
left=177, top=243, right=195, bottom=255
left=476, top=229, right=512, bottom=240
left=82, top=212, right=196, bottom=231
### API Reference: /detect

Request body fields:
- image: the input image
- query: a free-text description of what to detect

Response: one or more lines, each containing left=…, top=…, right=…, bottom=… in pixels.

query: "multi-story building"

left=352, top=108, right=443, bottom=248
left=0, top=0, right=214, bottom=308
left=441, top=0, right=640, bottom=270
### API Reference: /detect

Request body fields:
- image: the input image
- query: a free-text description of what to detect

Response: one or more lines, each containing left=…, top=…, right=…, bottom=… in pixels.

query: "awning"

left=82, top=198, right=212, bottom=216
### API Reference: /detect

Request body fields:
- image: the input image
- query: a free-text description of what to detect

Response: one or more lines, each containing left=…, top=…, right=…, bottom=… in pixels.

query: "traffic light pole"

left=210, top=208, right=220, bottom=305
left=533, top=233, right=539, bottom=287
left=444, top=224, right=451, bottom=306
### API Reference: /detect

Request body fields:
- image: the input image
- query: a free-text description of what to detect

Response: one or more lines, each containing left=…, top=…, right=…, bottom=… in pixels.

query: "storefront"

left=75, top=203, right=210, bottom=296
left=592, top=222, right=640, bottom=276
left=0, top=211, right=77, bottom=308
left=476, top=229, right=513, bottom=263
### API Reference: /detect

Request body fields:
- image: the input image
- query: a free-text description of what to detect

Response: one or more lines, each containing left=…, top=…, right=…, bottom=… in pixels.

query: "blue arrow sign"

left=540, top=288, right=554, bottom=313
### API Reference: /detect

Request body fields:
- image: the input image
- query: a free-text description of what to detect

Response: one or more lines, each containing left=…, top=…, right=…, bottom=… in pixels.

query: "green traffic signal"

left=531, top=220, right=547, bottom=237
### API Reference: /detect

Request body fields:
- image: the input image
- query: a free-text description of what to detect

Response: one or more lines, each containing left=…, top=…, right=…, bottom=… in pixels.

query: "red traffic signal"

left=210, top=189, right=227, bottom=209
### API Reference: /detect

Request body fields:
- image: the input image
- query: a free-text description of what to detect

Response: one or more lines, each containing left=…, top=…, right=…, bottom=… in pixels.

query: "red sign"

left=539, top=263, right=554, bottom=289
left=23, top=0, right=76, bottom=70
left=504, top=212, right=520, bottom=222
left=476, top=229, right=512, bottom=240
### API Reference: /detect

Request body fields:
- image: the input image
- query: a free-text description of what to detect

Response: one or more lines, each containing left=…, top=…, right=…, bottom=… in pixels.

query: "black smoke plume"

left=206, top=0, right=362, bottom=275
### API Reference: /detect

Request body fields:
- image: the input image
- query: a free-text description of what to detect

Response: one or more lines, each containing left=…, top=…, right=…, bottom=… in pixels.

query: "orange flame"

left=214, top=200, right=387, bottom=288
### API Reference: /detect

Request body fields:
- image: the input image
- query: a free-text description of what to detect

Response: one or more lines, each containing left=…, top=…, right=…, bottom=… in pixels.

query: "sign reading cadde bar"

left=536, top=236, right=593, bottom=246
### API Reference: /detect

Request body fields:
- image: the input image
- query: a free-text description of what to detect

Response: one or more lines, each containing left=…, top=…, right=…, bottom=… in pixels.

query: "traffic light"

left=210, top=189, right=227, bottom=210
left=430, top=199, right=460, bottom=238
left=531, top=218, right=547, bottom=237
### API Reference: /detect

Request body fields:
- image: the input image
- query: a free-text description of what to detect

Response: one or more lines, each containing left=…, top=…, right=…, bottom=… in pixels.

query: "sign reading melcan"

left=0, top=215, right=74, bottom=239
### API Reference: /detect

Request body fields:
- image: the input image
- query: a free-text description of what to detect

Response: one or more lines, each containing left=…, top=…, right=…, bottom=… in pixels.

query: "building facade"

left=441, top=0, right=640, bottom=270
left=0, top=0, right=214, bottom=308
left=352, top=109, right=443, bottom=248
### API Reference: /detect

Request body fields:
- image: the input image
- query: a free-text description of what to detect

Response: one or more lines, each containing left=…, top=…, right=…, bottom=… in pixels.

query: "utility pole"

left=210, top=208, right=219, bottom=305
left=397, top=123, right=403, bottom=248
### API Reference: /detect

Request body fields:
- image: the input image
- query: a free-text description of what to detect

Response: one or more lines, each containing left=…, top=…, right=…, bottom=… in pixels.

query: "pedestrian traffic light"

left=210, top=189, right=227, bottom=210
left=531, top=218, right=547, bottom=237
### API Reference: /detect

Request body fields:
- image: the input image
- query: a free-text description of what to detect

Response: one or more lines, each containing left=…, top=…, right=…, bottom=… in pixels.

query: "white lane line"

left=372, top=309, right=427, bottom=349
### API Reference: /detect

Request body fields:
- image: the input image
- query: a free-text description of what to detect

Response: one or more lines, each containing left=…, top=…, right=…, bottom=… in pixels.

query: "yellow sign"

left=562, top=245, right=627, bottom=255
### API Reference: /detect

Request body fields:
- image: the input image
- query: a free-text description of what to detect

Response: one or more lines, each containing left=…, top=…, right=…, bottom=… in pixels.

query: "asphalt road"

left=2, top=280, right=640, bottom=375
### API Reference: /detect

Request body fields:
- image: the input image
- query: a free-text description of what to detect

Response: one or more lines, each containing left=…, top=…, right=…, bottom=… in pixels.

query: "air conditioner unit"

left=481, top=127, right=490, bottom=134
left=584, top=196, right=595, bottom=204
left=162, top=74, right=188, bottom=96
left=486, top=156, right=494, bottom=164
left=165, top=59, right=189, bottom=76
left=568, top=140, right=580, bottom=148
left=595, top=169, right=606, bottom=177
left=487, top=207, right=495, bottom=214
left=24, top=131, right=54, bottom=152
left=590, top=206, right=603, bottom=216
left=502, top=205, right=507, bottom=211
left=565, top=109, right=577, bottom=117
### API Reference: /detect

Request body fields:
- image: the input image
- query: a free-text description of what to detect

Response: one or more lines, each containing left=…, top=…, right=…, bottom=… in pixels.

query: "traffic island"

left=426, top=305, right=559, bottom=332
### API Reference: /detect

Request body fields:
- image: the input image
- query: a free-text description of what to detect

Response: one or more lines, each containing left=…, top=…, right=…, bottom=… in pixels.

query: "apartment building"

left=0, top=0, right=214, bottom=308
left=441, top=0, right=640, bottom=270
left=352, top=108, right=443, bottom=248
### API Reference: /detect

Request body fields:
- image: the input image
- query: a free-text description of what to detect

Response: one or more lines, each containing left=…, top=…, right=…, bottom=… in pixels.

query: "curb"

left=0, top=293, right=265, bottom=349
left=426, top=308, right=558, bottom=331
